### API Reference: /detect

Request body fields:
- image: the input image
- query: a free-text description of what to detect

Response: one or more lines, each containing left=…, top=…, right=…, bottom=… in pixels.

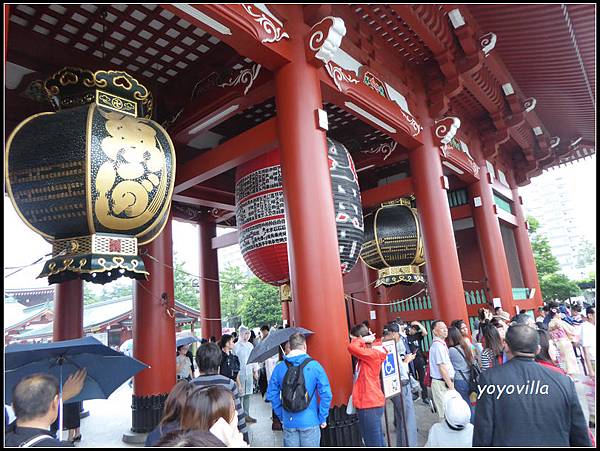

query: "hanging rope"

left=4, top=251, right=65, bottom=278
left=345, top=287, right=427, bottom=307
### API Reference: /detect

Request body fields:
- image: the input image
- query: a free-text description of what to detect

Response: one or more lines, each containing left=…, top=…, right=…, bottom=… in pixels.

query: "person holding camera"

left=407, top=320, right=431, bottom=404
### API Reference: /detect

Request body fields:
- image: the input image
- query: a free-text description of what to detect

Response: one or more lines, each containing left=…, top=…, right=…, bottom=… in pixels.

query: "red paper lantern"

left=235, top=139, right=364, bottom=286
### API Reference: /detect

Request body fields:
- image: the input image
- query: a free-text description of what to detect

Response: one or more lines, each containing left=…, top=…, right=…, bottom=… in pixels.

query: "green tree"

left=540, top=273, right=582, bottom=302
left=239, top=277, right=281, bottom=329
left=173, top=257, right=199, bottom=310
left=100, top=280, right=132, bottom=302
left=219, top=265, right=248, bottom=328
left=83, top=283, right=102, bottom=305
left=527, top=215, right=560, bottom=278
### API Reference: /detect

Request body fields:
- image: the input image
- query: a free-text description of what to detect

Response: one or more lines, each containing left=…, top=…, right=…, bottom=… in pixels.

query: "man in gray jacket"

left=473, top=324, right=591, bottom=446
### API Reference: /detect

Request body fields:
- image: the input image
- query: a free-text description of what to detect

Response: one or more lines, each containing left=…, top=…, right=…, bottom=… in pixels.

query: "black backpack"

left=281, top=358, right=314, bottom=412
left=456, top=346, right=481, bottom=394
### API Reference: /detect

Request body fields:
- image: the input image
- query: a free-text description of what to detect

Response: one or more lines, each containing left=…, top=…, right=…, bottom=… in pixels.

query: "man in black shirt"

left=407, top=321, right=430, bottom=404
left=5, top=374, right=77, bottom=447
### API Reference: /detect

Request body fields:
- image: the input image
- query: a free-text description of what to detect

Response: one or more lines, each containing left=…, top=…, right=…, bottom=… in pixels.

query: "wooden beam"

left=174, top=117, right=278, bottom=194
left=211, top=230, right=239, bottom=249
left=361, top=177, right=414, bottom=209
left=450, top=204, right=472, bottom=221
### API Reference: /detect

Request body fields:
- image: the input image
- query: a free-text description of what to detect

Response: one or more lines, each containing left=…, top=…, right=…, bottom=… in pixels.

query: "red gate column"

left=408, top=122, right=469, bottom=328
left=468, top=165, right=516, bottom=314
left=53, top=279, right=83, bottom=341
left=129, top=215, right=176, bottom=436
left=199, top=218, right=222, bottom=340
left=274, top=6, right=352, bottom=406
left=511, top=185, right=543, bottom=307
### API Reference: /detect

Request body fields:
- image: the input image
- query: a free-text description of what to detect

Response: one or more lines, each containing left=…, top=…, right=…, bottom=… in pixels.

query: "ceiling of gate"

left=468, top=3, right=595, bottom=152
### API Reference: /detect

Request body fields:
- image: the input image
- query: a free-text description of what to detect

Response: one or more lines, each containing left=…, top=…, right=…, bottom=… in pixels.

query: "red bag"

left=424, top=364, right=432, bottom=387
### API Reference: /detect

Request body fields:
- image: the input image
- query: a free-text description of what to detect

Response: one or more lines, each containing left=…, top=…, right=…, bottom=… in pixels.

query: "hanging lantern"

left=6, top=67, right=176, bottom=285
left=235, top=138, right=364, bottom=287
left=361, top=198, right=425, bottom=286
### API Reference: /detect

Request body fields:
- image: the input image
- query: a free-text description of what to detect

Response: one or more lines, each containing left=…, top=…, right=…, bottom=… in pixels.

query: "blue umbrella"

left=247, top=327, right=314, bottom=364
left=176, top=336, right=201, bottom=347
left=5, top=336, right=149, bottom=404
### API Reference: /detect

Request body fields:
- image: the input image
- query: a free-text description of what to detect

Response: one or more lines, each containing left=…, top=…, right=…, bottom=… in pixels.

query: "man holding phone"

left=407, top=321, right=431, bottom=404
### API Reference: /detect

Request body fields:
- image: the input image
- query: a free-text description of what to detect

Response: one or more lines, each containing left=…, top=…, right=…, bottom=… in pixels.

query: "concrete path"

left=75, top=384, right=437, bottom=447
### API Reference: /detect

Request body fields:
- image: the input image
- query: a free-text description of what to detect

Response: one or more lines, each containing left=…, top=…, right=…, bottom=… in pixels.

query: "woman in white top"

left=176, top=344, right=192, bottom=381
left=233, top=326, right=259, bottom=423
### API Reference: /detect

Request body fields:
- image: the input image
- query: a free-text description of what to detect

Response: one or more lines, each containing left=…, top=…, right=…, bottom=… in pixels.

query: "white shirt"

left=429, top=337, right=455, bottom=380
left=580, top=322, right=596, bottom=360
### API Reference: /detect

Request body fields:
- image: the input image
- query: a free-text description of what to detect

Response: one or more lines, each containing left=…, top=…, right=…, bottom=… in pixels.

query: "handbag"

left=455, top=346, right=481, bottom=394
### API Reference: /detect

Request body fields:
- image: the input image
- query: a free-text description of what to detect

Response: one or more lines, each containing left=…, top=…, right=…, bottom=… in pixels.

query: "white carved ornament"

left=550, top=136, right=560, bottom=148
left=435, top=116, right=461, bottom=145
left=241, top=4, right=289, bottom=43
left=324, top=61, right=360, bottom=93
left=523, top=97, right=537, bottom=113
left=309, top=17, right=346, bottom=64
left=361, top=140, right=398, bottom=161
left=480, top=32, right=497, bottom=57
left=218, top=64, right=262, bottom=95
left=399, top=110, right=423, bottom=137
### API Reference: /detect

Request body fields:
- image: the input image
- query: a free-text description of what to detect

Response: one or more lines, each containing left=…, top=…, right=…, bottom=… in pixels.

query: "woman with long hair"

left=181, top=385, right=248, bottom=447
left=535, top=329, right=565, bottom=375
left=447, top=326, right=475, bottom=421
left=145, top=380, right=193, bottom=447
left=480, top=324, right=504, bottom=371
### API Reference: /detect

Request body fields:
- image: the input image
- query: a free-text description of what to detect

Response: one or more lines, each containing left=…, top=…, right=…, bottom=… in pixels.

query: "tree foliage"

left=173, top=255, right=199, bottom=310
left=219, top=265, right=281, bottom=330
left=540, top=273, right=582, bottom=302
left=575, top=239, right=596, bottom=269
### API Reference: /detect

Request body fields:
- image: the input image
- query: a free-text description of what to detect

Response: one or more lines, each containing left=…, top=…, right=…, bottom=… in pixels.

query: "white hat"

left=443, top=390, right=471, bottom=429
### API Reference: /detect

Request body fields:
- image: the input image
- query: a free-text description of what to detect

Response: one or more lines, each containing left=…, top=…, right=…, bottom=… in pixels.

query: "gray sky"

left=3, top=155, right=596, bottom=289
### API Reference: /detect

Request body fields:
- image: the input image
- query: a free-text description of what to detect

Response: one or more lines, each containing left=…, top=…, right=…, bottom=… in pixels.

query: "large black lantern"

left=6, top=68, right=176, bottom=284
left=360, top=198, right=425, bottom=286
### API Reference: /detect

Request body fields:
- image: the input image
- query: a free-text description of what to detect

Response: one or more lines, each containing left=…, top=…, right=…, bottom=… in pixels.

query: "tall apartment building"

left=520, top=156, right=596, bottom=280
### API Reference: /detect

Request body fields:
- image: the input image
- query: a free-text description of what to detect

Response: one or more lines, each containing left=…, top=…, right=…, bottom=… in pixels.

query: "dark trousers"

left=412, top=362, right=428, bottom=400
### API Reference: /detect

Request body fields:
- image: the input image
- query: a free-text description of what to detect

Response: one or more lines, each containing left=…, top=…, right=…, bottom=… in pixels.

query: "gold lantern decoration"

left=360, top=197, right=425, bottom=286
left=6, top=68, right=175, bottom=284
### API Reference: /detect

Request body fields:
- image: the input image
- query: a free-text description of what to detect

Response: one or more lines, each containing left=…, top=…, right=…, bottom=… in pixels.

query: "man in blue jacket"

left=266, top=333, right=333, bottom=447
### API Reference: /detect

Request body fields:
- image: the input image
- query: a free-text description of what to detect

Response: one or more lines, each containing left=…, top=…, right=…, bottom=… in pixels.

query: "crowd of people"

left=4, top=302, right=595, bottom=447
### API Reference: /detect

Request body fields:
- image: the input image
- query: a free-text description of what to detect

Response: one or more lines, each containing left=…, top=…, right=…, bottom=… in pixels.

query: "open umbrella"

left=247, top=327, right=314, bottom=364
left=5, top=337, right=149, bottom=440
left=176, top=335, right=201, bottom=347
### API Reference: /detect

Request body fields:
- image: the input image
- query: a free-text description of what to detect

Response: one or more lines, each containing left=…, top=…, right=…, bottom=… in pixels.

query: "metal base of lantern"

left=320, top=405, right=362, bottom=447
left=376, top=266, right=425, bottom=287
left=130, top=393, right=168, bottom=433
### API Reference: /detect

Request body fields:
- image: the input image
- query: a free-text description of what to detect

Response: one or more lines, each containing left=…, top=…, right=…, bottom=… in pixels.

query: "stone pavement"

left=75, top=384, right=438, bottom=448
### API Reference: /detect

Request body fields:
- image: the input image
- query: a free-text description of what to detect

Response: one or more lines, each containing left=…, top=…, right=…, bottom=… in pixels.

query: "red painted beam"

left=170, top=74, right=275, bottom=146
left=361, top=177, right=415, bottom=209
left=211, top=230, right=239, bottom=250
left=174, top=185, right=235, bottom=211
left=174, top=117, right=278, bottom=194
left=162, top=4, right=292, bottom=71
left=450, top=204, right=472, bottom=221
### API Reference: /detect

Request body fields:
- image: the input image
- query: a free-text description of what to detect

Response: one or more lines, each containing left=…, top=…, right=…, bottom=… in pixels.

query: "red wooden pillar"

left=274, top=5, right=352, bottom=406
left=408, top=121, right=469, bottom=328
left=53, top=280, right=83, bottom=341
left=468, top=165, right=516, bottom=314
left=281, top=301, right=291, bottom=326
left=511, top=186, right=543, bottom=307
left=130, top=215, right=176, bottom=433
left=198, top=218, right=222, bottom=340
left=5, top=5, right=9, bottom=62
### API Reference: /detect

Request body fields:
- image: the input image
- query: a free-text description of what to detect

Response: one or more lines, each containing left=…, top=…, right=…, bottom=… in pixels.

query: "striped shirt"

left=191, top=374, right=248, bottom=440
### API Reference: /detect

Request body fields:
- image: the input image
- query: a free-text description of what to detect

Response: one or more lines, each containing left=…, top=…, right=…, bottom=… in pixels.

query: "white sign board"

left=370, top=310, right=377, bottom=320
left=492, top=297, right=502, bottom=309
left=380, top=339, right=402, bottom=398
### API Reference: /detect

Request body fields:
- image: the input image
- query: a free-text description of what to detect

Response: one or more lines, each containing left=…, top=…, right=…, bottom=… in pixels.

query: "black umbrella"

left=176, top=335, right=201, bottom=347
left=5, top=336, right=149, bottom=404
left=247, top=327, right=314, bottom=364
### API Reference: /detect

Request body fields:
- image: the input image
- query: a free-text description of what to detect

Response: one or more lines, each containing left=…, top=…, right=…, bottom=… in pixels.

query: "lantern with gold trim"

left=360, top=197, right=425, bottom=286
left=5, top=67, right=175, bottom=284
